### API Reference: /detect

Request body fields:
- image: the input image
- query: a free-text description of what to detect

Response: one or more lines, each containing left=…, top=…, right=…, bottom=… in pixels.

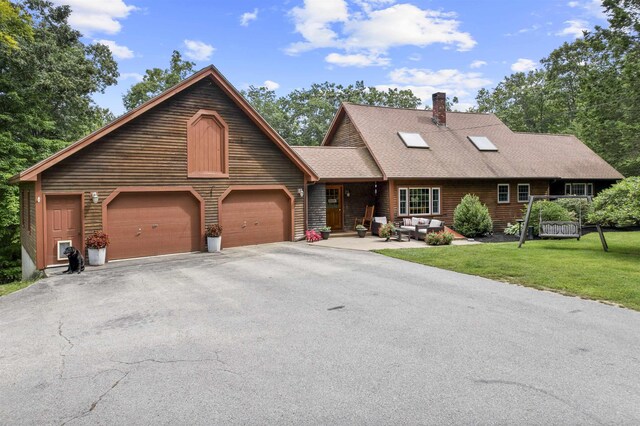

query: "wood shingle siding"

left=390, top=179, right=550, bottom=231
left=19, top=183, right=37, bottom=263
left=40, top=78, right=307, bottom=250
left=327, top=115, right=365, bottom=148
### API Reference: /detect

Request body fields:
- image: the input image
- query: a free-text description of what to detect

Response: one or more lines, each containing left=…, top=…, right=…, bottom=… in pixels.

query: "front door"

left=46, top=194, right=82, bottom=266
left=326, top=185, right=343, bottom=230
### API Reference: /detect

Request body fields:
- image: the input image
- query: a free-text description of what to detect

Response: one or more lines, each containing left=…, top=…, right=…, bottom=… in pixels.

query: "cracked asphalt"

left=1, top=242, right=640, bottom=425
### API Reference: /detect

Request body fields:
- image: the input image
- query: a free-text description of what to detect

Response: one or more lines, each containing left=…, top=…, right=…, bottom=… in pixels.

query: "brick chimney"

left=432, top=92, right=446, bottom=126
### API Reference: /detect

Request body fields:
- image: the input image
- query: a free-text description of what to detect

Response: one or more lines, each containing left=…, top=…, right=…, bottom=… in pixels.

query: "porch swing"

left=518, top=195, right=608, bottom=252
left=538, top=201, right=581, bottom=240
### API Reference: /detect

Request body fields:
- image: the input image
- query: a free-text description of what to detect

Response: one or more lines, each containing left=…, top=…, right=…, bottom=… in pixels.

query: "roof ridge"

left=514, top=131, right=578, bottom=137
left=343, top=102, right=491, bottom=115
left=292, top=145, right=362, bottom=149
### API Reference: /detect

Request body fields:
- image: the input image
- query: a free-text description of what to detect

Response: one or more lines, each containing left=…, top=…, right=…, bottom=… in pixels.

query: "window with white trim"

left=398, top=187, right=441, bottom=216
left=517, top=184, right=530, bottom=203
left=497, top=184, right=509, bottom=204
left=565, top=183, right=593, bottom=196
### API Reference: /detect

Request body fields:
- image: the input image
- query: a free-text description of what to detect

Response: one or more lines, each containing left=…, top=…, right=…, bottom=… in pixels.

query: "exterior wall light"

left=345, top=189, right=350, bottom=197
left=297, top=188, right=304, bottom=198
left=91, top=192, right=99, bottom=204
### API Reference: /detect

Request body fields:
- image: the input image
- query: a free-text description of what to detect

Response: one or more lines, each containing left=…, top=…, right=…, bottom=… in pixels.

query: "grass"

left=375, top=231, right=640, bottom=311
left=0, top=279, right=36, bottom=297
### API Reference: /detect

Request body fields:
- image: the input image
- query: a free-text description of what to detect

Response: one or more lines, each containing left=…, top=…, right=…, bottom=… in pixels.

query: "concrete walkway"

left=310, top=234, right=480, bottom=251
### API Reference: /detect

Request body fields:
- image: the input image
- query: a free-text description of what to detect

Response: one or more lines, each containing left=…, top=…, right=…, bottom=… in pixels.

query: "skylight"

left=468, top=136, right=498, bottom=151
left=398, top=132, right=429, bottom=148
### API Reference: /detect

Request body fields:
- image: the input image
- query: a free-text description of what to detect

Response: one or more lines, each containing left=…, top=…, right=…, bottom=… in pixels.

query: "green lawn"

left=376, top=231, right=640, bottom=311
left=0, top=280, right=36, bottom=297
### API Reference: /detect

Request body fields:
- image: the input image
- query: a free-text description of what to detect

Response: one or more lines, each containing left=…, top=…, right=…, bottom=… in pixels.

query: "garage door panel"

left=220, top=190, right=291, bottom=248
left=107, top=192, right=201, bottom=260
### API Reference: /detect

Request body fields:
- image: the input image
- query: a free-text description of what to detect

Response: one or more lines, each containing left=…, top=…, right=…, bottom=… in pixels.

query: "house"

left=10, top=66, right=317, bottom=279
left=293, top=93, right=623, bottom=233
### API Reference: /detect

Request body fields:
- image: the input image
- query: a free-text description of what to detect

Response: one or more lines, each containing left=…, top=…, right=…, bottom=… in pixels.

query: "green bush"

left=587, top=177, right=640, bottom=227
left=503, top=222, right=521, bottom=236
left=526, top=201, right=573, bottom=236
left=379, top=223, right=396, bottom=240
left=426, top=231, right=454, bottom=245
left=453, top=194, right=493, bottom=237
left=556, top=198, right=591, bottom=223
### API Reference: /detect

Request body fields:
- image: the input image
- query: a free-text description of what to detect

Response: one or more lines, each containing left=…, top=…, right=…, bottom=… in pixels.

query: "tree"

left=588, top=177, right=640, bottom=227
left=122, top=50, right=195, bottom=110
left=0, top=0, right=118, bottom=282
left=476, top=0, right=640, bottom=176
left=242, top=80, right=421, bottom=146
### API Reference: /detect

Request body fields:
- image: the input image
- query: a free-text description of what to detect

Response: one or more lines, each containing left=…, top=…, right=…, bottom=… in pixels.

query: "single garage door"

left=106, top=191, right=201, bottom=260
left=220, top=189, right=291, bottom=248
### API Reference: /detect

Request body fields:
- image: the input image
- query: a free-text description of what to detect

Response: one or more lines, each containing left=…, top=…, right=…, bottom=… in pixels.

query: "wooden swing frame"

left=517, top=195, right=608, bottom=252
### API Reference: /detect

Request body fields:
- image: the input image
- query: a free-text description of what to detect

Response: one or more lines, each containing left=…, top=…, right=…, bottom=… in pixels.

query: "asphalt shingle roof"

left=292, top=146, right=383, bottom=180
left=312, top=103, right=623, bottom=180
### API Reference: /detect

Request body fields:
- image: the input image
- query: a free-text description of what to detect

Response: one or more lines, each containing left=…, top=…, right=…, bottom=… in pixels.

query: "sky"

left=53, top=0, right=609, bottom=116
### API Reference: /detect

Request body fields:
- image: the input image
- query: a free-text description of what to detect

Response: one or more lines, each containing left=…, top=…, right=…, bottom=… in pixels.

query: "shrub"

left=206, top=224, right=223, bottom=237
left=587, top=177, right=640, bottom=227
left=525, top=201, right=572, bottom=236
left=85, top=231, right=110, bottom=249
left=379, top=223, right=396, bottom=240
left=426, top=231, right=454, bottom=245
left=319, top=226, right=331, bottom=232
left=556, top=198, right=591, bottom=223
left=453, top=194, right=493, bottom=237
left=503, top=222, right=520, bottom=236
left=355, top=224, right=367, bottom=231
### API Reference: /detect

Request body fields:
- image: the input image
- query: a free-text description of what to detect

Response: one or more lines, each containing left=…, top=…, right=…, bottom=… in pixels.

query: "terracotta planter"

left=87, top=247, right=106, bottom=266
left=207, top=236, right=222, bottom=252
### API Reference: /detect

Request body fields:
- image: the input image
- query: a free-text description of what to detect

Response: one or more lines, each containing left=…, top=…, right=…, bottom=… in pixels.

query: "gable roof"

left=315, top=103, right=623, bottom=181
left=10, top=65, right=317, bottom=183
left=291, top=146, right=383, bottom=180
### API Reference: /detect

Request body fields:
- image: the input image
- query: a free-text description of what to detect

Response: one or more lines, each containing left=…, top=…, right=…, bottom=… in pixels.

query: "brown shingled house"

left=11, top=66, right=317, bottom=279
left=293, top=93, right=623, bottom=234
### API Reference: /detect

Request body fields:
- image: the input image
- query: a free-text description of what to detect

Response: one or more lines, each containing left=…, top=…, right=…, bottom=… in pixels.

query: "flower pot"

left=357, top=229, right=367, bottom=238
left=207, top=236, right=222, bottom=252
left=321, top=231, right=331, bottom=240
left=87, top=247, right=106, bottom=266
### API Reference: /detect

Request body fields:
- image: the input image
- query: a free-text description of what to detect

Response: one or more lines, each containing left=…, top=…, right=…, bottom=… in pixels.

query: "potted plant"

left=378, top=223, right=396, bottom=241
left=319, top=226, right=331, bottom=240
left=206, top=224, right=223, bottom=252
left=85, top=230, right=110, bottom=266
left=355, top=224, right=367, bottom=238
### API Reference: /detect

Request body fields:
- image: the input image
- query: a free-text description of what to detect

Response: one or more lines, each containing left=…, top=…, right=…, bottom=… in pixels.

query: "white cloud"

left=378, top=67, right=492, bottom=109
left=120, top=72, right=144, bottom=82
left=568, top=0, right=606, bottom=19
left=325, top=52, right=390, bottom=67
left=240, top=8, right=258, bottom=26
left=183, top=39, right=215, bottom=61
left=286, top=0, right=349, bottom=54
left=286, top=0, right=476, bottom=67
left=408, top=53, right=421, bottom=61
left=511, top=58, right=537, bottom=72
left=263, top=80, right=280, bottom=90
left=470, top=60, right=487, bottom=69
left=52, top=0, right=137, bottom=35
left=557, top=19, right=589, bottom=38
left=95, top=39, right=134, bottom=59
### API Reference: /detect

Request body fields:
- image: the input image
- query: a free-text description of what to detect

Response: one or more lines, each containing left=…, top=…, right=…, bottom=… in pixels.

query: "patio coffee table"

left=395, top=228, right=411, bottom=242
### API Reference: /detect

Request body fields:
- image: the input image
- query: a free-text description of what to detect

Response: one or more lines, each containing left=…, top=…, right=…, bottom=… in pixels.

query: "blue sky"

left=54, top=0, right=609, bottom=116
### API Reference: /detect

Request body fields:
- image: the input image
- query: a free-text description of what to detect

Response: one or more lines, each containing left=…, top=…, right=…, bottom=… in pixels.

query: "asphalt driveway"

left=1, top=243, right=639, bottom=425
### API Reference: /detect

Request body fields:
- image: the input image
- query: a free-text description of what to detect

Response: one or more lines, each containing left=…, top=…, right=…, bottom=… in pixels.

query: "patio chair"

left=371, top=217, right=387, bottom=236
left=354, top=205, right=375, bottom=230
left=416, top=219, right=445, bottom=240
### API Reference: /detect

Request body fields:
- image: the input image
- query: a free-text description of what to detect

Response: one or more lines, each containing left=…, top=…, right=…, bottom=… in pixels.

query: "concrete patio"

left=309, top=234, right=480, bottom=251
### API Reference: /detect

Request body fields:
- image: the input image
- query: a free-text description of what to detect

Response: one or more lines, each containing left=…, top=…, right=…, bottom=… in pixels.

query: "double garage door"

left=106, top=189, right=291, bottom=260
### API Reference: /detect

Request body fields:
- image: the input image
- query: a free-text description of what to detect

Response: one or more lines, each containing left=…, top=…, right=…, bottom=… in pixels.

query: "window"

left=468, top=136, right=498, bottom=151
left=517, top=184, right=530, bottom=203
left=398, top=132, right=429, bottom=148
left=565, top=183, right=593, bottom=196
left=398, top=187, right=441, bottom=215
left=497, top=184, right=510, bottom=204
left=187, top=109, right=229, bottom=178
